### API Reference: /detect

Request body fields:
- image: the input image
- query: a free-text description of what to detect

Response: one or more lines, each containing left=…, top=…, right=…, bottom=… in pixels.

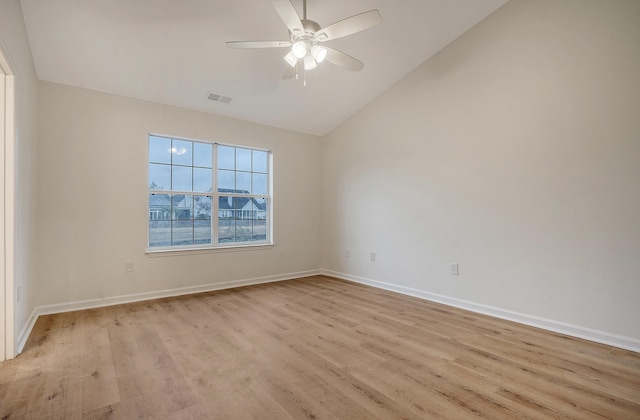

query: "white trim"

left=321, top=270, right=640, bottom=354
left=18, top=268, right=638, bottom=355
left=0, top=41, right=16, bottom=361
left=146, top=242, right=274, bottom=256
left=4, top=72, right=15, bottom=360
left=17, top=306, right=37, bottom=355
left=17, top=269, right=321, bottom=354
left=0, top=68, right=5, bottom=362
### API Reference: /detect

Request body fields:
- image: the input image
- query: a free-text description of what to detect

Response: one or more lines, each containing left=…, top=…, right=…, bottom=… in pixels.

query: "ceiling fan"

left=226, top=0, right=382, bottom=80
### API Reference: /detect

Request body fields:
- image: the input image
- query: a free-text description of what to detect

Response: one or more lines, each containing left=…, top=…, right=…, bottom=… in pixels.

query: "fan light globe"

left=284, top=51, right=298, bottom=68
left=292, top=41, right=307, bottom=59
left=304, top=55, right=318, bottom=70
left=311, top=45, right=327, bottom=63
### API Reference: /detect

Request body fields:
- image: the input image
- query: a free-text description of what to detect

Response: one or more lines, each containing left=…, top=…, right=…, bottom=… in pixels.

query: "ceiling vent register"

left=207, top=93, right=232, bottom=104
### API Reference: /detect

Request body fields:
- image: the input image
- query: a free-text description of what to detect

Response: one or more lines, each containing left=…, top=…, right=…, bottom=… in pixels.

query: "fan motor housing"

left=301, top=19, right=321, bottom=35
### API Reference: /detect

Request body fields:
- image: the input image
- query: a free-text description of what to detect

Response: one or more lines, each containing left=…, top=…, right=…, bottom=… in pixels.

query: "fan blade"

left=226, top=41, right=291, bottom=49
left=316, top=10, right=381, bottom=41
left=282, top=66, right=296, bottom=80
left=325, top=47, right=364, bottom=71
left=270, top=0, right=304, bottom=34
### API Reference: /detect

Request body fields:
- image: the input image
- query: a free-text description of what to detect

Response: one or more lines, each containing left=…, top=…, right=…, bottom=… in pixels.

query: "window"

left=148, top=135, right=271, bottom=250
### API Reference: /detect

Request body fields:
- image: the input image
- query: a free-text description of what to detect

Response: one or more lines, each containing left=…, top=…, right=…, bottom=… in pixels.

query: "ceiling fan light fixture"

left=311, top=45, right=327, bottom=63
left=304, top=54, right=317, bottom=70
left=226, top=0, right=382, bottom=79
left=291, top=40, right=307, bottom=59
left=284, top=51, right=298, bottom=68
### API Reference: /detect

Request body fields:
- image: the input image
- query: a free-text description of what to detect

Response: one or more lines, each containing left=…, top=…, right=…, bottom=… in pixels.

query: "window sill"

left=146, top=243, right=274, bottom=257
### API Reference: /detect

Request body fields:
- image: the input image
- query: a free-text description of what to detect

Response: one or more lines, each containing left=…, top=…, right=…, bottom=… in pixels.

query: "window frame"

left=146, top=133, right=273, bottom=254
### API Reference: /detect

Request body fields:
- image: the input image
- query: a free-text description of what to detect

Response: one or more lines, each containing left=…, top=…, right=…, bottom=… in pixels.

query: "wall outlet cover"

left=451, top=264, right=459, bottom=275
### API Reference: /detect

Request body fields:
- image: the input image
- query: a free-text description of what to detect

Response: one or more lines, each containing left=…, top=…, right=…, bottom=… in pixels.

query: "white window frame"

left=146, top=133, right=273, bottom=254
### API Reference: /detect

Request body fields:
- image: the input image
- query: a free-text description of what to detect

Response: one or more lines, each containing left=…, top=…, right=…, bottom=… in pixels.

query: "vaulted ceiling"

left=20, top=0, right=507, bottom=135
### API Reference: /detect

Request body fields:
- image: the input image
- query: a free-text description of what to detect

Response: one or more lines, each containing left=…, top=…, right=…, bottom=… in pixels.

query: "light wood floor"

left=1, top=276, right=639, bottom=419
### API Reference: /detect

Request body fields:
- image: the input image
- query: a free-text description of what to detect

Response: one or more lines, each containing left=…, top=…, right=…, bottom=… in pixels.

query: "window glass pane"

left=194, top=196, right=212, bottom=219
left=233, top=196, right=248, bottom=215
left=247, top=201, right=258, bottom=220
left=252, top=150, right=268, bottom=173
left=149, top=221, right=171, bottom=247
left=194, top=219, right=212, bottom=244
left=236, top=219, right=252, bottom=242
left=236, top=148, right=251, bottom=172
left=171, top=139, right=192, bottom=166
left=149, top=164, right=171, bottom=190
left=172, top=220, right=193, bottom=246
left=172, top=166, right=192, bottom=191
left=218, top=196, right=233, bottom=219
left=194, top=142, right=212, bottom=168
left=149, top=194, right=171, bottom=220
left=149, top=136, right=171, bottom=164
left=218, top=170, right=234, bottom=191
left=218, top=146, right=235, bottom=170
left=172, top=195, right=193, bottom=220
left=218, top=219, right=235, bottom=243
left=236, top=172, right=251, bottom=193
left=253, top=198, right=267, bottom=220
left=252, top=173, right=267, bottom=195
left=193, top=167, right=212, bottom=192
left=253, top=218, right=267, bottom=241
left=253, top=219, right=267, bottom=241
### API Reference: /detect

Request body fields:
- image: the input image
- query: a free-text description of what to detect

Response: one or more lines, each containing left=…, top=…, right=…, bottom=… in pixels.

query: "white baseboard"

left=17, top=268, right=639, bottom=355
left=17, top=269, right=321, bottom=354
left=321, top=269, right=640, bottom=354
left=17, top=307, right=39, bottom=356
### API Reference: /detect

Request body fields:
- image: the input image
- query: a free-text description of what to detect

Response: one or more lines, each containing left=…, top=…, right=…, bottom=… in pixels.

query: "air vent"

left=207, top=92, right=232, bottom=104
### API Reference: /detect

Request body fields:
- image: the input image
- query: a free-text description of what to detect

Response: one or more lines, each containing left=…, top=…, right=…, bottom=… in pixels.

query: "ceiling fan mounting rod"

left=302, top=0, right=307, bottom=20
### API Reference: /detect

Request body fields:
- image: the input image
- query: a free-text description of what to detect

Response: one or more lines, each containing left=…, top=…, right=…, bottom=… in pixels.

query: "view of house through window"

left=148, top=135, right=270, bottom=249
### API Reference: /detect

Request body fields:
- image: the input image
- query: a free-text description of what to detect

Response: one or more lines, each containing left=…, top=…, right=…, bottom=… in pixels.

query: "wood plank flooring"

left=1, top=276, right=639, bottom=419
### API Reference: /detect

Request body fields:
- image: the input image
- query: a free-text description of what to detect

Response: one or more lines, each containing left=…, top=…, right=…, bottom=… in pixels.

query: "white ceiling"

left=20, top=0, right=507, bottom=136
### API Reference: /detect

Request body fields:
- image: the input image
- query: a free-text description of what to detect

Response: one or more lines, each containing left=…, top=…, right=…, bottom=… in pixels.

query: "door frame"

left=0, top=42, right=16, bottom=361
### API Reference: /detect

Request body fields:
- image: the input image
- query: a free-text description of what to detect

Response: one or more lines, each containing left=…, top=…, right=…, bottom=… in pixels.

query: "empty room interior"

left=1, top=0, right=639, bottom=418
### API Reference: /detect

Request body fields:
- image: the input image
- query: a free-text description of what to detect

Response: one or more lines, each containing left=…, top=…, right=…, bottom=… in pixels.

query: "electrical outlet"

left=125, top=262, right=134, bottom=273
left=370, top=252, right=376, bottom=262
left=279, top=249, right=285, bottom=259
left=451, top=264, right=459, bottom=275
left=345, top=249, right=351, bottom=258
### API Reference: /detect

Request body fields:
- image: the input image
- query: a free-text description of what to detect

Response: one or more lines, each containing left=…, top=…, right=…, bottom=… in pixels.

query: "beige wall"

left=8, top=0, right=640, bottom=351
left=322, top=0, right=640, bottom=340
left=36, top=81, right=322, bottom=307
left=0, top=0, right=39, bottom=353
